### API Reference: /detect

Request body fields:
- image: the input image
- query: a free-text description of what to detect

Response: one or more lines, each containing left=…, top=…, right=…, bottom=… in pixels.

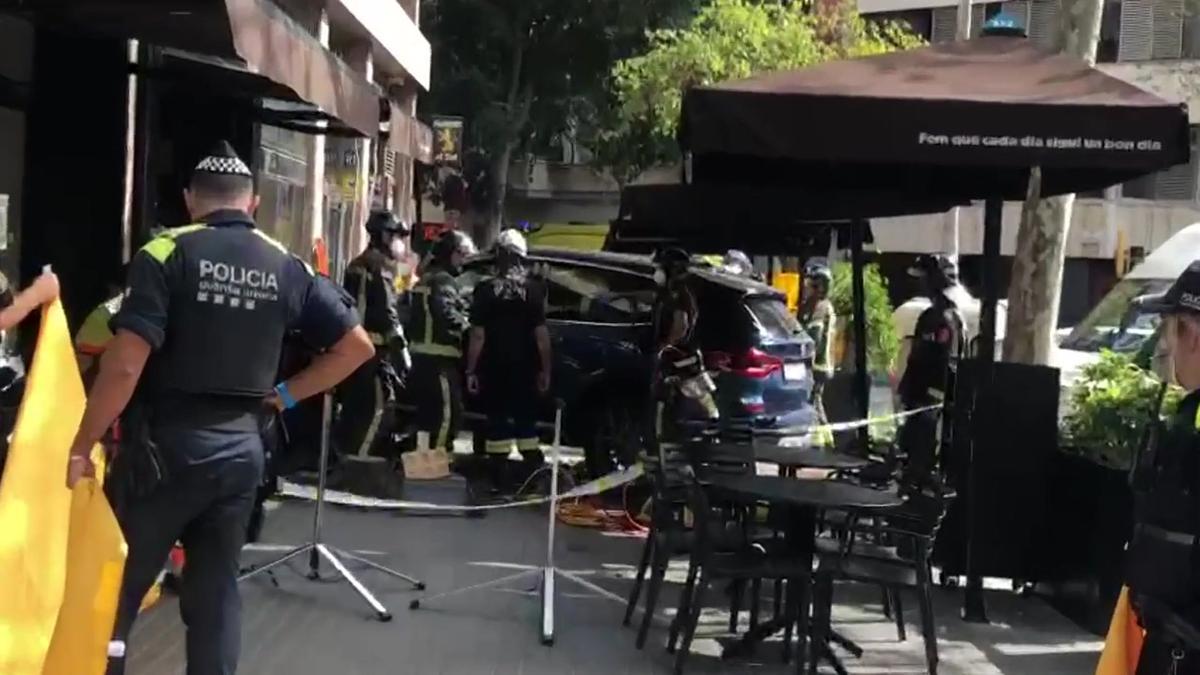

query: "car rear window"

left=748, top=296, right=803, bottom=341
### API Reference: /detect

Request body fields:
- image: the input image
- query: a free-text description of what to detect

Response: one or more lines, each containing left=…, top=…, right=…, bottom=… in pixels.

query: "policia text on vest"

left=64, top=141, right=373, bottom=675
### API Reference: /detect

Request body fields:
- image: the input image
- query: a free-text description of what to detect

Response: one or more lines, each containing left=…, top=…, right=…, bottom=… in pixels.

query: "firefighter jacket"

left=343, top=247, right=406, bottom=353
left=407, top=265, right=470, bottom=359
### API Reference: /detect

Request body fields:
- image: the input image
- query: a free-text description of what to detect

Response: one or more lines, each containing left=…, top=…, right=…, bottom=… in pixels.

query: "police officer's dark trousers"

left=411, top=354, right=462, bottom=452
left=336, top=355, right=396, bottom=460
left=481, top=370, right=542, bottom=487
left=898, top=398, right=940, bottom=483
left=107, top=425, right=263, bottom=675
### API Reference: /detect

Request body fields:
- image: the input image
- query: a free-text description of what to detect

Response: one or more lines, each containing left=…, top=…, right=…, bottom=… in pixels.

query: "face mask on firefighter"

left=390, top=237, right=407, bottom=260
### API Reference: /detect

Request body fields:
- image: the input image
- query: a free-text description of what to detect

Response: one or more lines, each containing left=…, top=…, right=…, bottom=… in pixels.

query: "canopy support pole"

left=963, top=197, right=1002, bottom=624
left=850, top=219, right=870, bottom=449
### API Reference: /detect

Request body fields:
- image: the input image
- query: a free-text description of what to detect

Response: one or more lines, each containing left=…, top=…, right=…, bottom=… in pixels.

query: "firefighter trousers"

left=335, top=356, right=397, bottom=461
left=412, top=355, right=463, bottom=452
left=481, top=373, right=542, bottom=461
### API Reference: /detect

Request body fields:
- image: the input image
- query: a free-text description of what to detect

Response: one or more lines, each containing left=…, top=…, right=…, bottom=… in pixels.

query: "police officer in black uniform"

left=1128, top=261, right=1200, bottom=674
left=407, top=229, right=474, bottom=452
left=335, top=210, right=411, bottom=495
left=897, top=254, right=965, bottom=483
left=465, top=229, right=551, bottom=493
left=65, top=141, right=374, bottom=675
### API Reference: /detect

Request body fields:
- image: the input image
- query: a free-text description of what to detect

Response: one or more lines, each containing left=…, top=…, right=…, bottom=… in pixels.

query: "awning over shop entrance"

left=13, top=0, right=380, bottom=137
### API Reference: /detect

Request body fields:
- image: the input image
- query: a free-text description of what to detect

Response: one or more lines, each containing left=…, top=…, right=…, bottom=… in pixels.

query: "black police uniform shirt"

left=898, top=299, right=963, bottom=407
left=1128, top=388, right=1200, bottom=607
left=469, top=266, right=546, bottom=380
left=112, top=209, right=359, bottom=449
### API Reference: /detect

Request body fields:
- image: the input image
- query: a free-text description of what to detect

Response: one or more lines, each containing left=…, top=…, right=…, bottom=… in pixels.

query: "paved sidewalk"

left=126, top=500, right=1102, bottom=675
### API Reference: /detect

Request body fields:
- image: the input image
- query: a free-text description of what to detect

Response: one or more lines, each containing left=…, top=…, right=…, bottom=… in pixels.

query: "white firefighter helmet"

left=496, top=228, right=528, bottom=257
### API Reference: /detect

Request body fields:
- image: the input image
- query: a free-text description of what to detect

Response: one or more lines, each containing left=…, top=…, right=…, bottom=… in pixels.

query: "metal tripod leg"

left=409, top=569, right=540, bottom=610
left=238, top=543, right=312, bottom=583
left=315, top=543, right=393, bottom=621
left=334, top=546, right=425, bottom=590
left=238, top=394, right=424, bottom=623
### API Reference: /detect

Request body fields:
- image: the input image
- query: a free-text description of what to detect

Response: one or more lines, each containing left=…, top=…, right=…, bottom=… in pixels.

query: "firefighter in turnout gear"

left=1127, top=261, right=1200, bottom=674
left=897, top=254, right=965, bottom=484
left=799, top=260, right=836, bottom=444
left=335, top=210, right=411, bottom=496
left=466, top=229, right=551, bottom=493
left=64, top=141, right=373, bottom=675
left=408, top=229, right=475, bottom=452
left=649, top=248, right=716, bottom=451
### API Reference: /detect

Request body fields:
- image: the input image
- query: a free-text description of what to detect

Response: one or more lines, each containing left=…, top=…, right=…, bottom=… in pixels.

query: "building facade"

left=0, top=0, right=431, bottom=339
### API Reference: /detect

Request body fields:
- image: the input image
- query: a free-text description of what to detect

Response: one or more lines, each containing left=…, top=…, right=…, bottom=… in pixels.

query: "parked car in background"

left=457, top=248, right=818, bottom=477
left=1055, top=223, right=1200, bottom=395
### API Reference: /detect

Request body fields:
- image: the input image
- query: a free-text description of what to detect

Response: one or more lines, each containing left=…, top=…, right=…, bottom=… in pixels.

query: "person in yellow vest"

left=75, top=267, right=127, bottom=389
left=799, top=260, right=836, bottom=443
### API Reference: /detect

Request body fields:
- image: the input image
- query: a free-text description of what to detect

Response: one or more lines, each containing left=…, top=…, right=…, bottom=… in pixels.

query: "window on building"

left=995, top=1, right=1061, bottom=48
left=929, top=5, right=985, bottom=42
left=1123, top=128, right=1199, bottom=200
left=1118, top=0, right=1183, bottom=61
left=256, top=128, right=312, bottom=255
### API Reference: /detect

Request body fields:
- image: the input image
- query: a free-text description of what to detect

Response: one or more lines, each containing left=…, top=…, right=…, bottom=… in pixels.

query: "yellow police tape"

left=278, top=405, right=942, bottom=513
left=0, top=299, right=126, bottom=675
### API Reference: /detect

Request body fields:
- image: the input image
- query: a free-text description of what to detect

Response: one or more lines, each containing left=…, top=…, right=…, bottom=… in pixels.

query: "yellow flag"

left=1095, top=586, right=1145, bottom=675
left=0, top=299, right=125, bottom=674
left=42, top=476, right=126, bottom=675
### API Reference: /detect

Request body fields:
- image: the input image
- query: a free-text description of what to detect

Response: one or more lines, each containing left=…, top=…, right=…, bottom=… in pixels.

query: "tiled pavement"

left=127, top=499, right=1103, bottom=675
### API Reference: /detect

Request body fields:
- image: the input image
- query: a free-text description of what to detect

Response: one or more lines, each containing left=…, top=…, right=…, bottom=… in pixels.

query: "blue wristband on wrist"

left=274, top=383, right=298, bottom=410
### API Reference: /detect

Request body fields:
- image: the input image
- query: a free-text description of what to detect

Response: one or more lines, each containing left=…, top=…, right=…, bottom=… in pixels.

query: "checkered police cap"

left=1139, top=260, right=1200, bottom=315
left=194, top=140, right=251, bottom=178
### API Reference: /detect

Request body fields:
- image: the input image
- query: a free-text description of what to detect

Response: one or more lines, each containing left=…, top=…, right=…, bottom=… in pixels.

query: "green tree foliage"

left=420, top=0, right=701, bottom=241
left=1062, top=350, right=1182, bottom=469
left=829, top=262, right=899, bottom=375
left=593, top=0, right=923, bottom=183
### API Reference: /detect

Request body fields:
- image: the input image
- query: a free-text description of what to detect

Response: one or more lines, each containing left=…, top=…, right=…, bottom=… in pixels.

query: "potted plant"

left=821, top=262, right=899, bottom=436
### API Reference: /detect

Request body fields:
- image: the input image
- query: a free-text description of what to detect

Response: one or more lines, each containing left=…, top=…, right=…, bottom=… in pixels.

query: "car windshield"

left=1060, top=278, right=1171, bottom=353
left=747, top=296, right=804, bottom=341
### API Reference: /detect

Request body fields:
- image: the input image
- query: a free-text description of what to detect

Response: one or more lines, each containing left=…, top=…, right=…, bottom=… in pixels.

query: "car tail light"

left=705, top=348, right=783, bottom=379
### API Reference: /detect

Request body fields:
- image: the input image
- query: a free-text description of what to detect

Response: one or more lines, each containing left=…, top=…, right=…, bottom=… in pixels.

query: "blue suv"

left=458, top=248, right=817, bottom=477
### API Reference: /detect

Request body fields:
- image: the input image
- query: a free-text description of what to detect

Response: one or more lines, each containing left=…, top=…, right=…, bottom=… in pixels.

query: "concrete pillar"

left=343, top=41, right=374, bottom=257
left=307, top=11, right=330, bottom=251
left=390, top=78, right=420, bottom=224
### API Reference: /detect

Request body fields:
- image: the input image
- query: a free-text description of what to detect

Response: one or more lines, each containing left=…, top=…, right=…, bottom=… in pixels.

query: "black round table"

left=707, top=474, right=901, bottom=509
left=705, top=474, right=902, bottom=667
left=683, top=442, right=871, bottom=471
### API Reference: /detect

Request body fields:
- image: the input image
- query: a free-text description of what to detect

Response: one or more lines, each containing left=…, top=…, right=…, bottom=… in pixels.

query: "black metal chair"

left=623, top=442, right=766, bottom=649
left=668, top=470, right=815, bottom=675
left=810, top=482, right=955, bottom=675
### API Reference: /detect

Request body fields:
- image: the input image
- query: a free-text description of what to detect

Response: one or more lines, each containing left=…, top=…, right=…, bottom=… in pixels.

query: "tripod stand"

left=409, top=408, right=626, bottom=644
left=238, top=392, right=425, bottom=621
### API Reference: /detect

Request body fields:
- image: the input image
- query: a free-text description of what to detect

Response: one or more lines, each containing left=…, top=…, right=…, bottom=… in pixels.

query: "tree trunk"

left=479, top=144, right=515, bottom=250
left=1001, top=0, right=1103, bottom=365
left=474, top=35, right=534, bottom=249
